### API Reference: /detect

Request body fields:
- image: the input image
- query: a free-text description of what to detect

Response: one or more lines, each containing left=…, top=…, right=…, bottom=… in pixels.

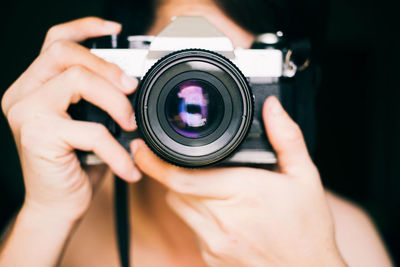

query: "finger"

left=33, top=66, right=136, bottom=131
left=41, top=17, right=121, bottom=52
left=263, top=96, right=316, bottom=177
left=131, top=139, right=246, bottom=198
left=38, top=40, right=137, bottom=93
left=58, top=119, right=141, bottom=182
left=2, top=41, right=138, bottom=115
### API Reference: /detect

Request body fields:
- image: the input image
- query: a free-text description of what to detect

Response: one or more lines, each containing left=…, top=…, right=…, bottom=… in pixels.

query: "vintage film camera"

left=70, top=16, right=317, bottom=168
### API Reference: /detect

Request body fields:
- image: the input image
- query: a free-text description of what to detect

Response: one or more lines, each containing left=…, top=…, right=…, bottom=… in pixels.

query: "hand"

left=131, top=96, right=347, bottom=267
left=1, top=17, right=141, bottom=223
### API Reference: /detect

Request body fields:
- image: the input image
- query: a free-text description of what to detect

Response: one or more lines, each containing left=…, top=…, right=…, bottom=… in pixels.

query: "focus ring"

left=135, top=49, right=253, bottom=168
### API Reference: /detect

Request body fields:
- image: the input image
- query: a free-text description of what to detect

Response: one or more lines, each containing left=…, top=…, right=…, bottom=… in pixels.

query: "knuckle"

left=284, top=121, right=304, bottom=143
left=45, top=25, right=61, bottom=41
left=82, top=16, right=104, bottom=24
left=307, top=163, right=320, bottom=179
left=47, top=39, right=72, bottom=58
left=6, top=102, right=24, bottom=126
left=90, top=123, right=109, bottom=141
left=1, top=90, right=11, bottom=115
left=64, top=65, right=90, bottom=82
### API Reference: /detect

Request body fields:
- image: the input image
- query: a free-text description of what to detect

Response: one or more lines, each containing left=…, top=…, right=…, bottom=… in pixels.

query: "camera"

left=70, top=16, right=317, bottom=168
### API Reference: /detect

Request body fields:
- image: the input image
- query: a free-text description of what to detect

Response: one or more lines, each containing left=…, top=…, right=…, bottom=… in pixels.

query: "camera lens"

left=165, top=79, right=224, bottom=139
left=136, top=49, right=253, bottom=167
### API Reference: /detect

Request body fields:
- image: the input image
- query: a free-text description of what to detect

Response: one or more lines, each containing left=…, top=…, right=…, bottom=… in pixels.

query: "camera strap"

left=114, top=176, right=131, bottom=267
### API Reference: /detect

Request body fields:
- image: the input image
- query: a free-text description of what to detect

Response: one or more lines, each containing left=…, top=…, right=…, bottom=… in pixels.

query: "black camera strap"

left=114, top=176, right=131, bottom=267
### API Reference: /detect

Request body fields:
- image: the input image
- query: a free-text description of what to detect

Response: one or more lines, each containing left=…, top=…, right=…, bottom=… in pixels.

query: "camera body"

left=70, top=16, right=316, bottom=167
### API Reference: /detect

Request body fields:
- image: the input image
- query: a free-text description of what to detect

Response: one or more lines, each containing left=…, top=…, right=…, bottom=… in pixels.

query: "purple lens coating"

left=165, top=80, right=224, bottom=138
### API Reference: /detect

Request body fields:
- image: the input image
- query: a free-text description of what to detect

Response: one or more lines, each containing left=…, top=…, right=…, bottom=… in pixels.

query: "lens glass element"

left=165, top=79, right=224, bottom=138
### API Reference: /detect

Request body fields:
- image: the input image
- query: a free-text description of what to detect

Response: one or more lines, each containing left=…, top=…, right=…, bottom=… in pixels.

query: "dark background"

left=1, top=0, right=399, bottom=265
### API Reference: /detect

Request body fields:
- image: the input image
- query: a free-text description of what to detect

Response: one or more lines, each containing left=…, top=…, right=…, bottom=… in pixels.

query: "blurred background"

left=1, top=0, right=399, bottom=265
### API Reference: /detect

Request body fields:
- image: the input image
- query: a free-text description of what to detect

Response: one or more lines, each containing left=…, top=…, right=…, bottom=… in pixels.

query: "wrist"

left=0, top=202, right=80, bottom=266
left=19, top=200, right=81, bottom=230
left=22, top=196, right=88, bottom=225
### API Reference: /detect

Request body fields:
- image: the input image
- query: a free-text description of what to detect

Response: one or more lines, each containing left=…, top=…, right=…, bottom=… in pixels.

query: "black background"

left=0, top=0, right=399, bottom=265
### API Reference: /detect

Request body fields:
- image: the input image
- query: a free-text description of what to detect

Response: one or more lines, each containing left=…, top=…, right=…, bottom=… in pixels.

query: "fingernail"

left=131, top=114, right=137, bottom=130
left=121, top=73, right=138, bottom=93
left=132, top=167, right=142, bottom=181
left=103, top=20, right=122, bottom=31
left=269, top=96, right=283, bottom=116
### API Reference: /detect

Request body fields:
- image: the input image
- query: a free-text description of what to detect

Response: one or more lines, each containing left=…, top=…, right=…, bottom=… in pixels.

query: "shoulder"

left=326, top=191, right=393, bottom=267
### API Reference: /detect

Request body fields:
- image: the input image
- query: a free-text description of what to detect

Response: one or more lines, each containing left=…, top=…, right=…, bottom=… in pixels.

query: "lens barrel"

left=135, top=49, right=253, bottom=167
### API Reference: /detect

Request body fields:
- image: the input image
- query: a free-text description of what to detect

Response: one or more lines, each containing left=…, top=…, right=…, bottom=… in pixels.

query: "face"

left=147, top=0, right=255, bottom=48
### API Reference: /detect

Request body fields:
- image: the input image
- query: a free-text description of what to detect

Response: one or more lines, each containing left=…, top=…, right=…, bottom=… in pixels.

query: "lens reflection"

left=165, top=80, right=224, bottom=138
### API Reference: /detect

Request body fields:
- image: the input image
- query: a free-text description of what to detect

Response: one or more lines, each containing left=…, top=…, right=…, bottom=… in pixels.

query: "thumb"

left=263, top=96, right=316, bottom=177
left=130, top=139, right=178, bottom=184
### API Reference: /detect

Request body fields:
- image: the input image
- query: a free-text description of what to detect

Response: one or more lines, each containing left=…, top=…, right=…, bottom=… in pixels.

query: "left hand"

left=130, top=96, right=347, bottom=267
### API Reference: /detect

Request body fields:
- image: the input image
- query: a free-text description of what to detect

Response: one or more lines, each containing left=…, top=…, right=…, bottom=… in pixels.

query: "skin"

left=130, top=97, right=346, bottom=267
left=0, top=0, right=394, bottom=266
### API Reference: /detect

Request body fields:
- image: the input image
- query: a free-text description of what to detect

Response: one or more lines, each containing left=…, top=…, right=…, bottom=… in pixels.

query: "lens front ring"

left=136, top=49, right=253, bottom=167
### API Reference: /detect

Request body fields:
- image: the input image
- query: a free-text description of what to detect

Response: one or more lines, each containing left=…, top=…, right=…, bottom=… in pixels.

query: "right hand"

left=1, top=17, right=141, bottom=222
